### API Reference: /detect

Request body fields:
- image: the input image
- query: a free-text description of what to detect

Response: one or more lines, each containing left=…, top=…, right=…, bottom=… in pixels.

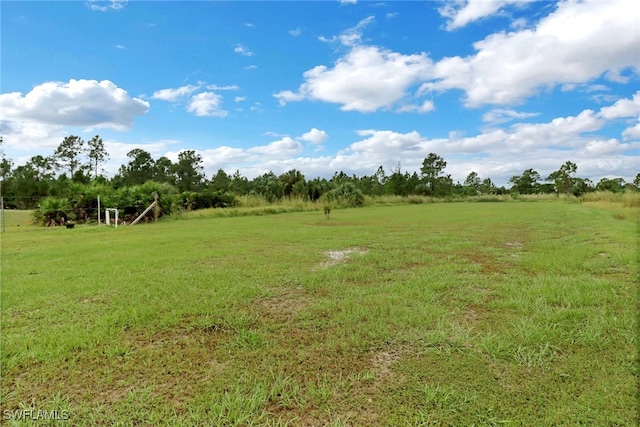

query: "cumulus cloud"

left=187, top=92, right=228, bottom=117
left=622, top=123, right=640, bottom=140
left=439, top=0, right=536, bottom=30
left=598, top=91, right=640, bottom=120
left=153, top=84, right=238, bottom=117
left=300, top=128, right=329, bottom=145
left=289, top=28, right=302, bottom=37
left=248, top=137, right=303, bottom=158
left=275, top=45, right=433, bottom=112
left=423, top=0, right=640, bottom=106
left=0, top=79, right=149, bottom=131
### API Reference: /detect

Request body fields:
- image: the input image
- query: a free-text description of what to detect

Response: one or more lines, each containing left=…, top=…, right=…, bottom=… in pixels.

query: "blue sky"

left=1, top=0, right=639, bottom=186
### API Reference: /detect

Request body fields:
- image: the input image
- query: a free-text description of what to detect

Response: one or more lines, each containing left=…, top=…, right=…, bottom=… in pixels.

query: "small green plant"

left=33, top=197, right=73, bottom=226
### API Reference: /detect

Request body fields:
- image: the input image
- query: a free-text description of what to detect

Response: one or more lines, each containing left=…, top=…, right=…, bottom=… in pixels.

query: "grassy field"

left=1, top=200, right=637, bottom=426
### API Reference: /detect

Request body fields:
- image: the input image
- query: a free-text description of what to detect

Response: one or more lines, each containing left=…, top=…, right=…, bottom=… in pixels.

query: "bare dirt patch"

left=260, top=286, right=311, bottom=322
left=314, top=248, right=368, bottom=270
left=504, top=241, right=524, bottom=250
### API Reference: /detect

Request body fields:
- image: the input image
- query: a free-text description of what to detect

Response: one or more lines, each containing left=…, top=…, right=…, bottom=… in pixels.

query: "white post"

left=106, top=209, right=111, bottom=226
left=115, top=209, right=118, bottom=229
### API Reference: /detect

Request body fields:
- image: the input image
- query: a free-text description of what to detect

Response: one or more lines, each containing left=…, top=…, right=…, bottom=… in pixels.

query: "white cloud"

left=439, top=0, right=536, bottom=30
left=598, top=91, right=640, bottom=120
left=289, top=28, right=302, bottom=37
left=340, top=0, right=358, bottom=4
left=86, top=0, right=127, bottom=12
left=234, top=44, right=254, bottom=57
left=300, top=128, right=329, bottom=145
left=396, top=100, right=435, bottom=114
left=245, top=65, right=258, bottom=71
left=275, top=45, right=432, bottom=112
left=0, top=120, right=64, bottom=151
left=622, top=123, right=640, bottom=140
left=152, top=84, right=200, bottom=101
left=0, top=79, right=149, bottom=131
left=482, top=108, right=539, bottom=125
left=424, top=0, right=640, bottom=106
left=319, top=16, right=375, bottom=47
left=187, top=92, right=227, bottom=117
left=248, top=137, right=303, bottom=158
left=234, top=96, right=246, bottom=103
left=206, top=84, right=239, bottom=91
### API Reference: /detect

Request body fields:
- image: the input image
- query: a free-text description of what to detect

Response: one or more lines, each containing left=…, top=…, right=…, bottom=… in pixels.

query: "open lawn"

left=1, top=201, right=637, bottom=425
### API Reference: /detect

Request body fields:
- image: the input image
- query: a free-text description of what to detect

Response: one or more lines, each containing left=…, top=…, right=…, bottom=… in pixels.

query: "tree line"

left=1, top=134, right=638, bottom=219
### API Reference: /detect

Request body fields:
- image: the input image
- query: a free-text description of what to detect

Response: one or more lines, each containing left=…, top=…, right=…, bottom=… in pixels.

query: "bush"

left=321, top=183, right=364, bottom=207
left=33, top=198, right=73, bottom=226
left=179, top=190, right=238, bottom=211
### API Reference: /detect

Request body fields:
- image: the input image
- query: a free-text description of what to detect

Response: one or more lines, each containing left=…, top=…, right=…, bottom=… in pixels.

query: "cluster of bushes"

left=32, top=182, right=238, bottom=226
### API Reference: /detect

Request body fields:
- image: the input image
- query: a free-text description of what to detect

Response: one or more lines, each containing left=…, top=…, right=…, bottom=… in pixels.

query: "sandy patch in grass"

left=260, top=286, right=311, bottom=321
left=314, top=248, right=368, bottom=270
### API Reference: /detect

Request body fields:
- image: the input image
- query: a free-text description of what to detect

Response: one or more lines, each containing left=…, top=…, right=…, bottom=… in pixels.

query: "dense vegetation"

left=1, top=134, right=638, bottom=224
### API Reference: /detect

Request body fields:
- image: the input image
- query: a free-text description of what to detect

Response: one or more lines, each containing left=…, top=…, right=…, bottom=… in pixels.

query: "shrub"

left=33, top=198, right=73, bottom=226
left=321, top=183, right=364, bottom=208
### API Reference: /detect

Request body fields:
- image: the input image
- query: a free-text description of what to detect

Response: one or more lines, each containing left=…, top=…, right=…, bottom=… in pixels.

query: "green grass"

left=1, top=201, right=637, bottom=425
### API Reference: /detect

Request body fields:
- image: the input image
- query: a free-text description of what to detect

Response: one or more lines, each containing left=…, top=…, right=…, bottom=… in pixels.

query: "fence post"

left=153, top=192, right=159, bottom=223
left=1, top=196, right=5, bottom=233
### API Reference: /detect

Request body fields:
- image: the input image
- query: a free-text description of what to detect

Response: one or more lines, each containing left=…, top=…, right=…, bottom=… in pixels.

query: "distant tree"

left=280, top=169, right=306, bottom=198
left=463, top=171, right=482, bottom=196
left=54, top=135, right=85, bottom=177
left=509, top=169, right=540, bottom=194
left=114, top=149, right=155, bottom=186
left=573, top=177, right=594, bottom=196
left=210, top=169, right=231, bottom=193
left=633, top=173, right=640, bottom=190
left=10, top=164, right=43, bottom=208
left=420, top=153, right=449, bottom=196
left=306, top=177, right=330, bottom=201
left=251, top=171, right=284, bottom=202
left=229, top=170, right=249, bottom=195
left=87, top=135, right=109, bottom=179
left=331, top=171, right=351, bottom=186
left=0, top=157, right=13, bottom=180
left=386, top=163, right=410, bottom=196
left=480, top=178, right=497, bottom=195
left=547, top=161, right=578, bottom=195
left=153, top=156, right=174, bottom=184
left=172, top=150, right=205, bottom=192
left=27, top=155, right=56, bottom=181
left=596, top=177, right=626, bottom=193
left=375, top=166, right=387, bottom=186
